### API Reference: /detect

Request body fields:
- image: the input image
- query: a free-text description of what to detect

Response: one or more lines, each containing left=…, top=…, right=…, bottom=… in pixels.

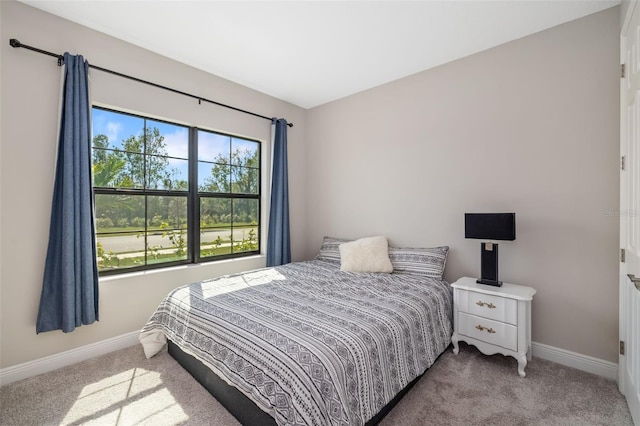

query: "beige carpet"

left=0, top=342, right=632, bottom=425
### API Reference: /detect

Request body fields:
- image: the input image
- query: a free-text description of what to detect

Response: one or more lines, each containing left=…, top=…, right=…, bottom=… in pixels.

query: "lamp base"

left=479, top=242, right=502, bottom=286
left=476, top=278, right=503, bottom=287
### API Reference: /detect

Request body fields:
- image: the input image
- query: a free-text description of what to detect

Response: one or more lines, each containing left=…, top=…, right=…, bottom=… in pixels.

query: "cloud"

left=198, top=131, right=230, bottom=162
left=106, top=122, right=122, bottom=146
left=163, top=128, right=189, bottom=159
left=167, top=157, right=189, bottom=182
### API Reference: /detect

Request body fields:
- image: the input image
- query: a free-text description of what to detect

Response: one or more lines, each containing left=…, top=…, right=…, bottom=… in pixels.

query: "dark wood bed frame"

left=168, top=340, right=424, bottom=425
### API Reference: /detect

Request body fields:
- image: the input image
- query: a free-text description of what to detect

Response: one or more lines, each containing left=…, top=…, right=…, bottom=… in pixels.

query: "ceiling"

left=19, top=0, right=620, bottom=109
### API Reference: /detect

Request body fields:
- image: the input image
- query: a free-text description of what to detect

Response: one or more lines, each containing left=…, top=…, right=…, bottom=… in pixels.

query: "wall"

left=0, top=0, right=307, bottom=368
left=622, top=0, right=633, bottom=27
left=305, top=7, right=620, bottom=362
left=0, top=0, right=621, bottom=370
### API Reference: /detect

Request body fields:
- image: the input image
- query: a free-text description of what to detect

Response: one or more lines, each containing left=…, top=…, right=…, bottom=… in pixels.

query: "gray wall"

left=0, top=0, right=307, bottom=368
left=305, top=7, right=620, bottom=362
left=622, top=0, right=633, bottom=27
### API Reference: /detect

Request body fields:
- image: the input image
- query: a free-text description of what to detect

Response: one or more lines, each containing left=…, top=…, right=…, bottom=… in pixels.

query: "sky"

left=92, top=107, right=259, bottom=189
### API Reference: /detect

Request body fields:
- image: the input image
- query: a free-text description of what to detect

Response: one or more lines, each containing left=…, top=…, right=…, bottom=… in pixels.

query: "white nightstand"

left=451, top=277, right=536, bottom=377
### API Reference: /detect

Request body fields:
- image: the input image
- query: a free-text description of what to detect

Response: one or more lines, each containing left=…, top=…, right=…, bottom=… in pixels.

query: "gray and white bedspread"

left=139, top=260, right=452, bottom=426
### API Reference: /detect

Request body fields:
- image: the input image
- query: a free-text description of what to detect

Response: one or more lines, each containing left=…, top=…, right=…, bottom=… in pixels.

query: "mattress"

left=140, top=259, right=452, bottom=425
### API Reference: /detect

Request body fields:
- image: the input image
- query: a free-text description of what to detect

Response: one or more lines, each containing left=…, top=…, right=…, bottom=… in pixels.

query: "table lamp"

left=465, top=213, right=516, bottom=287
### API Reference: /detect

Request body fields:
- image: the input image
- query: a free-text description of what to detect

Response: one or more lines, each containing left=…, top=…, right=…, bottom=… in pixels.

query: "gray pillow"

left=388, top=246, right=449, bottom=278
left=316, top=236, right=448, bottom=278
left=315, top=236, right=351, bottom=264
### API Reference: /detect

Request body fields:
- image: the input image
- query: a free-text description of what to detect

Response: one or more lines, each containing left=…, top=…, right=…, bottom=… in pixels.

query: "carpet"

left=0, top=342, right=632, bottom=425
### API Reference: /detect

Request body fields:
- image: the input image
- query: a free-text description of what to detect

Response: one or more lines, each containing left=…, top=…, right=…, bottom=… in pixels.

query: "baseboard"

left=0, top=331, right=139, bottom=386
left=0, top=334, right=618, bottom=387
left=532, top=341, right=618, bottom=380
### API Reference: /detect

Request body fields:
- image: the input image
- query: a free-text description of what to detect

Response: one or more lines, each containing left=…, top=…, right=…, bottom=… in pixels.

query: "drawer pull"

left=475, top=324, right=496, bottom=334
left=476, top=300, right=496, bottom=309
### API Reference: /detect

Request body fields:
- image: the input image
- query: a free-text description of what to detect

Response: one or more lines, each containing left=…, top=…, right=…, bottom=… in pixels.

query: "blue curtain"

left=266, top=118, right=291, bottom=266
left=36, top=53, right=99, bottom=333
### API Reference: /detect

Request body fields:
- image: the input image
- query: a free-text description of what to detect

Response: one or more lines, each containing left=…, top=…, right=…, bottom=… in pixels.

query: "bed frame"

left=168, top=340, right=423, bottom=425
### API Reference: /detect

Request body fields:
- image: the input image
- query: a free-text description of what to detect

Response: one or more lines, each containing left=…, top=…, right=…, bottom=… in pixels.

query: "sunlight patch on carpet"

left=61, top=368, right=188, bottom=425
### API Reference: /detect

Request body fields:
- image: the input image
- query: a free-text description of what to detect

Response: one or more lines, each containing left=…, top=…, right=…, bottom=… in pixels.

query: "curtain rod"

left=9, top=38, right=293, bottom=128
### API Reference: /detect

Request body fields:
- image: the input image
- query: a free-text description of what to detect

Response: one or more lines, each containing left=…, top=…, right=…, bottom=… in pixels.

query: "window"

left=197, top=130, right=260, bottom=260
left=92, top=107, right=261, bottom=274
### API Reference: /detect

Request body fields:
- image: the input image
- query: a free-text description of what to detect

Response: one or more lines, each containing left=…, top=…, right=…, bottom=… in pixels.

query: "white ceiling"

left=19, top=0, right=620, bottom=109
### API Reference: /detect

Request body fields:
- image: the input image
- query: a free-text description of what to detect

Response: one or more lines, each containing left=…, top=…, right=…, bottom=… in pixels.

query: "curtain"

left=36, top=53, right=99, bottom=333
left=266, top=118, right=291, bottom=266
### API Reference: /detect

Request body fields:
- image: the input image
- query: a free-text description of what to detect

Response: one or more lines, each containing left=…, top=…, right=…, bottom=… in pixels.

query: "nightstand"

left=451, top=277, right=536, bottom=377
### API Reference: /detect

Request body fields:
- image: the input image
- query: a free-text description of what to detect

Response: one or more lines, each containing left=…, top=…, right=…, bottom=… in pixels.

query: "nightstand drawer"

left=458, top=312, right=517, bottom=352
left=458, top=289, right=517, bottom=325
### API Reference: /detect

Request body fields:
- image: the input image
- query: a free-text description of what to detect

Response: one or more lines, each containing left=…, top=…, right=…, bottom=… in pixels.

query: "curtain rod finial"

left=9, top=38, right=21, bottom=48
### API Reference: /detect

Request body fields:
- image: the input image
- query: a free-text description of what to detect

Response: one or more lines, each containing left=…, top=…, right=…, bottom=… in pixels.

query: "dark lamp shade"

left=465, top=213, right=516, bottom=241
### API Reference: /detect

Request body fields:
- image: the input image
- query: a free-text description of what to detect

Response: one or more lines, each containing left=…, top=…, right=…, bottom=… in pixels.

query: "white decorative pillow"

left=339, top=236, right=393, bottom=273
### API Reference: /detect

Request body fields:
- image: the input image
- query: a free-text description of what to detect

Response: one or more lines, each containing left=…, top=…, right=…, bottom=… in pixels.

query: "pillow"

left=315, top=236, right=351, bottom=264
left=339, top=236, right=393, bottom=273
left=388, top=246, right=449, bottom=278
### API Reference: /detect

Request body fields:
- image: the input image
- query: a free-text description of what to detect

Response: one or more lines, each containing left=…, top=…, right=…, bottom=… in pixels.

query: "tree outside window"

left=92, top=107, right=260, bottom=274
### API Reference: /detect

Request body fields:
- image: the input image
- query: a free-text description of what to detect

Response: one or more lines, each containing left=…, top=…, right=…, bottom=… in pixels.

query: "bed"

left=140, top=238, right=452, bottom=425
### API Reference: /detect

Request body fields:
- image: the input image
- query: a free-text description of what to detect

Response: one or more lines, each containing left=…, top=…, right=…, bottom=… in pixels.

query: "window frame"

left=92, top=106, right=262, bottom=276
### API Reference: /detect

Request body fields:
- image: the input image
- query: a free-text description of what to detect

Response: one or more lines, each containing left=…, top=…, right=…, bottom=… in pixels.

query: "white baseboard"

left=0, top=331, right=139, bottom=387
left=532, top=341, right=618, bottom=380
left=0, top=334, right=618, bottom=387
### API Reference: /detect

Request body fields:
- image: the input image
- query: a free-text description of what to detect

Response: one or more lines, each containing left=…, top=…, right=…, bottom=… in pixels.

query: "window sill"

left=99, top=254, right=267, bottom=283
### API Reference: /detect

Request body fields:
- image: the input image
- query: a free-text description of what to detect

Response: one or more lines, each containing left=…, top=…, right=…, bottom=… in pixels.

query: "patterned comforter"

left=139, top=260, right=452, bottom=425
